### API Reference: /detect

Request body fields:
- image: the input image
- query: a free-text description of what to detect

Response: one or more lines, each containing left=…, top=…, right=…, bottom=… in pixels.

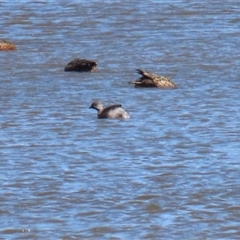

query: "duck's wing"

left=152, top=75, right=177, bottom=88
left=80, top=59, right=97, bottom=67
left=103, top=104, right=122, bottom=112
left=64, top=58, right=97, bottom=71
left=136, top=69, right=159, bottom=80
left=0, top=40, right=16, bottom=51
left=99, top=104, right=130, bottom=119
left=136, top=69, right=177, bottom=88
left=98, top=104, right=122, bottom=118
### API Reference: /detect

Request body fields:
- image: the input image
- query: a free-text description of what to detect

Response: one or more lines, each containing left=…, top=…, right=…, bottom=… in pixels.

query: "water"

left=1, top=1, right=240, bottom=239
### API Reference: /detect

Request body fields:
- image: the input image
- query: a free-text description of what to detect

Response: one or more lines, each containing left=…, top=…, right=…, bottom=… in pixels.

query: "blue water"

left=1, top=1, right=240, bottom=239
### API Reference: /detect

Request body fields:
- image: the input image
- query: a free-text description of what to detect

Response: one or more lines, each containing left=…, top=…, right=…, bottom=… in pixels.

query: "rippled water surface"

left=1, top=1, right=240, bottom=239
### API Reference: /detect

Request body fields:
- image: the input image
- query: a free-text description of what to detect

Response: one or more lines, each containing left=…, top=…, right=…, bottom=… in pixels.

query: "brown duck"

left=89, top=101, right=130, bottom=119
left=130, top=69, right=177, bottom=88
left=0, top=40, right=16, bottom=51
left=64, top=58, right=97, bottom=72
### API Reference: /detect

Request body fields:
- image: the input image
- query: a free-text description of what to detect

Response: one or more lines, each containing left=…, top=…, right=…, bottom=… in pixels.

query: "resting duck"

left=89, top=101, right=130, bottom=119
left=130, top=69, right=177, bottom=88
left=64, top=58, right=97, bottom=72
left=0, top=40, right=16, bottom=51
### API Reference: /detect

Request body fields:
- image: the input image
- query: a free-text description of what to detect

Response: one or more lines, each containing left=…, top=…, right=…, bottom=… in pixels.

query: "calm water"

left=1, top=1, right=240, bottom=239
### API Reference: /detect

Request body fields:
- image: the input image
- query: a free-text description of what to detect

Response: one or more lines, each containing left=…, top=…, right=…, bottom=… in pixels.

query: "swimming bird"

left=130, top=69, right=177, bottom=88
left=89, top=101, right=130, bottom=119
left=64, top=58, right=97, bottom=72
left=0, top=40, right=16, bottom=51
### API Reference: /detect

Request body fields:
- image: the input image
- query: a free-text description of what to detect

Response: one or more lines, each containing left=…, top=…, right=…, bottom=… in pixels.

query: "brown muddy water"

left=1, top=1, right=240, bottom=239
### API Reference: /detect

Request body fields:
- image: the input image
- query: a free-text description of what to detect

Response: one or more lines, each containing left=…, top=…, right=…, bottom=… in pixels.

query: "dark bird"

left=0, top=40, right=16, bottom=51
left=89, top=101, right=130, bottom=119
left=64, top=58, right=97, bottom=72
left=130, top=69, right=177, bottom=88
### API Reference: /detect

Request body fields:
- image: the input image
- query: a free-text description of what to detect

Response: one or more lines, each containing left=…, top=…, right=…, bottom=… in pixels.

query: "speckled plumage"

left=89, top=101, right=130, bottom=119
left=64, top=58, right=97, bottom=72
left=0, top=40, right=16, bottom=51
left=130, top=69, right=177, bottom=88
